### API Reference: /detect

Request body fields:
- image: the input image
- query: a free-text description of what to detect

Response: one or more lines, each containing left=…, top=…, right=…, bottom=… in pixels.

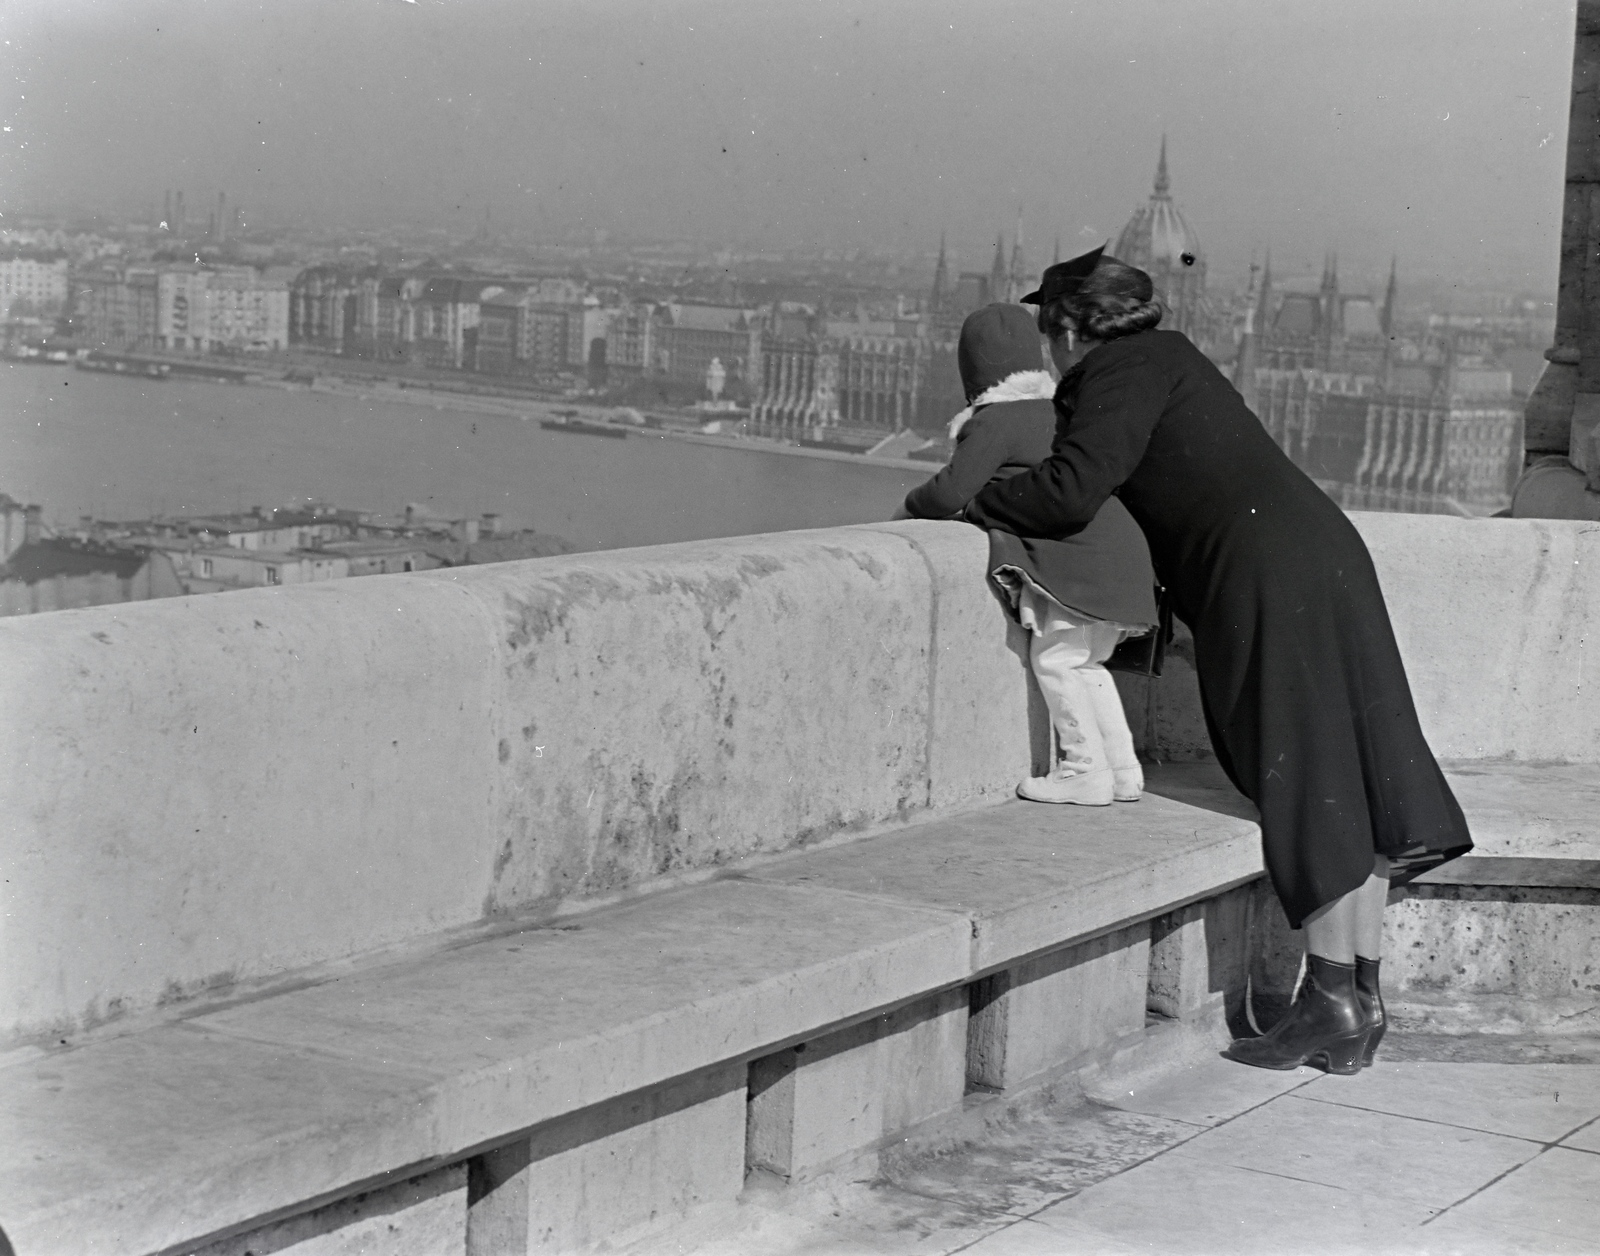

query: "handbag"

left=1105, top=587, right=1173, bottom=678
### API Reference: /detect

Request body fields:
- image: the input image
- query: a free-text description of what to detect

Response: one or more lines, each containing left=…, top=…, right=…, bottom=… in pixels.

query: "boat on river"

left=539, top=413, right=628, bottom=439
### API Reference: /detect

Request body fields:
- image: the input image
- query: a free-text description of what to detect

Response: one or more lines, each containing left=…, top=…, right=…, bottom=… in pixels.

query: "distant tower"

left=174, top=190, right=187, bottom=237
left=1053, top=235, right=1061, bottom=266
left=1381, top=256, right=1398, bottom=338
left=988, top=233, right=1008, bottom=306
left=929, top=232, right=949, bottom=314
left=162, top=190, right=172, bottom=231
left=1113, top=136, right=1208, bottom=340
left=1256, top=251, right=1274, bottom=337
left=216, top=192, right=228, bottom=245
left=1316, top=252, right=1344, bottom=369
left=1007, top=210, right=1027, bottom=302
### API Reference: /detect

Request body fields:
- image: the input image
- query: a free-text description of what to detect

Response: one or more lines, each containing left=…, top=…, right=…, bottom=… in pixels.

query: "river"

left=0, top=363, right=931, bottom=552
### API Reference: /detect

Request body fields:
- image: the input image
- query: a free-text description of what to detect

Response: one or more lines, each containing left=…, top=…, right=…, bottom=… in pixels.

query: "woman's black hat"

left=1020, top=245, right=1105, bottom=306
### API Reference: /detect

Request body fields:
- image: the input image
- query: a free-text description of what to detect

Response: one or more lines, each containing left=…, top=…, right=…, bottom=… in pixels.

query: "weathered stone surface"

left=443, top=529, right=938, bottom=917
left=1438, top=764, right=1600, bottom=860
left=468, top=1065, right=745, bottom=1255
left=4, top=515, right=1595, bottom=1053
left=195, top=1166, right=467, bottom=1256
left=1110, top=516, right=1600, bottom=767
left=0, top=576, right=501, bottom=1049
left=968, top=925, right=1151, bottom=1090
left=873, top=522, right=1044, bottom=806
left=1350, top=513, right=1600, bottom=764
left=1146, top=885, right=1252, bottom=1028
left=0, top=880, right=970, bottom=1256
left=0, top=1025, right=434, bottom=1256
left=1385, top=887, right=1600, bottom=1000
left=747, top=987, right=968, bottom=1181
left=744, top=794, right=1261, bottom=971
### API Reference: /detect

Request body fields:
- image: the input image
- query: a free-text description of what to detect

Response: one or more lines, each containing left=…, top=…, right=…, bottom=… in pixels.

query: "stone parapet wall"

left=1, top=514, right=1595, bottom=1047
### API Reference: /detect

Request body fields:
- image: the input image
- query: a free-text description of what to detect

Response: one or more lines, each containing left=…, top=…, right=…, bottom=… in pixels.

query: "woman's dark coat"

left=905, top=396, right=1158, bottom=627
left=965, top=329, right=1472, bottom=927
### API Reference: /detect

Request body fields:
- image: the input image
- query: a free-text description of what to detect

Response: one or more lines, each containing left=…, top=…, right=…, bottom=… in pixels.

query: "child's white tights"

left=1028, top=620, right=1140, bottom=778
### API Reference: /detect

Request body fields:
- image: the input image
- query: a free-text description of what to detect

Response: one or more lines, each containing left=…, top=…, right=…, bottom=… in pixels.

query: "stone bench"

left=3, top=513, right=1596, bottom=1254
left=1, top=790, right=1261, bottom=1256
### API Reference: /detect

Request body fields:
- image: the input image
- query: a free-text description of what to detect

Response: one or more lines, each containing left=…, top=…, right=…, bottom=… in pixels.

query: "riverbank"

left=4, top=362, right=927, bottom=553
left=272, top=368, right=941, bottom=474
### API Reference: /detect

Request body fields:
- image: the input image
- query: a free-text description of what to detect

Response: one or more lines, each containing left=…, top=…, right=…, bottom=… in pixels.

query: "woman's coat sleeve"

left=964, top=349, right=1169, bottom=539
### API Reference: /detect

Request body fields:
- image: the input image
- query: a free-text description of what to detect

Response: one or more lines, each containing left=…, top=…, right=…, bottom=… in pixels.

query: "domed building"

left=1114, top=137, right=1208, bottom=340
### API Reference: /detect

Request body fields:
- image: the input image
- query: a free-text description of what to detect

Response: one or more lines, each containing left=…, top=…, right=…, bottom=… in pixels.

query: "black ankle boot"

left=1226, top=954, right=1366, bottom=1075
left=1355, top=955, right=1385, bottom=1068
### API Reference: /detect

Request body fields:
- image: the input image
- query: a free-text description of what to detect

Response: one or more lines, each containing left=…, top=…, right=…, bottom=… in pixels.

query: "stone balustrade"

left=1, top=514, right=1596, bottom=1254
left=2, top=514, right=1596, bottom=1049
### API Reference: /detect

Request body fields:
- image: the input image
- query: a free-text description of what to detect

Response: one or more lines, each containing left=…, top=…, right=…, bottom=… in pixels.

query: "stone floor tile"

left=890, top=1103, right=1199, bottom=1217
left=1297, top=1062, right=1600, bottom=1143
left=1027, top=1154, right=1438, bottom=1256
left=1561, top=1118, right=1600, bottom=1153
left=654, top=1176, right=1023, bottom=1256
left=1382, top=1030, right=1600, bottom=1066
left=1087, top=1050, right=1318, bottom=1127
left=958, top=1215, right=1146, bottom=1255
left=1412, top=1211, right=1600, bottom=1256
left=1434, top=1146, right=1600, bottom=1246
left=1166, top=1093, right=1538, bottom=1210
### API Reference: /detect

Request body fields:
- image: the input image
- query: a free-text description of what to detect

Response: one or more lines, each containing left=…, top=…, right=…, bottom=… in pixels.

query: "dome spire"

left=1154, top=134, right=1170, bottom=198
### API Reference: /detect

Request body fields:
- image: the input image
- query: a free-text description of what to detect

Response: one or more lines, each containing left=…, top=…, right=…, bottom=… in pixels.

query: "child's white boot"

left=1017, top=766, right=1115, bottom=806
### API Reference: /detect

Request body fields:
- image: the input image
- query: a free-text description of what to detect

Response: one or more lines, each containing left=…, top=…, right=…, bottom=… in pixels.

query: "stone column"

left=1516, top=0, right=1600, bottom=515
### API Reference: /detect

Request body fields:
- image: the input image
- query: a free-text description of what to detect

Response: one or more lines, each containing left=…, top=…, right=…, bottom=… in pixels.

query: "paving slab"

left=4, top=880, right=971, bottom=1256
left=1297, top=1061, right=1600, bottom=1143
left=1562, top=1117, right=1600, bottom=1153
left=1086, top=1050, right=1318, bottom=1127
left=1020, top=1153, right=1439, bottom=1256
left=664, top=1175, right=1025, bottom=1256
left=1166, top=1092, right=1539, bottom=1211
left=741, top=794, right=1261, bottom=970
left=889, top=1102, right=1199, bottom=1219
left=1414, top=1210, right=1600, bottom=1256
left=1428, top=1146, right=1600, bottom=1249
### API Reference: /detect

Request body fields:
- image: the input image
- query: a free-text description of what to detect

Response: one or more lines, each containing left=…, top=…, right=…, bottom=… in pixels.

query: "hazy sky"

left=0, top=0, right=1578, bottom=290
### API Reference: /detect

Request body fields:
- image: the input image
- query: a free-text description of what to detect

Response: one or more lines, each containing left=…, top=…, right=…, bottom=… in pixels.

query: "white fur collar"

left=947, top=370, right=1056, bottom=439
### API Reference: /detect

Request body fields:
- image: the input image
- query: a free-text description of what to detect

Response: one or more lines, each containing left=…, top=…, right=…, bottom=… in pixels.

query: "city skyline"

left=0, top=0, right=1578, bottom=290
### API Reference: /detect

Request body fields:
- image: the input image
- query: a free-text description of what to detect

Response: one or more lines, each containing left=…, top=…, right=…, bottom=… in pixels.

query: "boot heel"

left=1312, top=1032, right=1368, bottom=1076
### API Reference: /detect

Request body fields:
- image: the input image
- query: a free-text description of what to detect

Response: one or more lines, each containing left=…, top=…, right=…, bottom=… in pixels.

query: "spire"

left=989, top=232, right=1008, bottom=302
left=1381, top=256, right=1398, bottom=337
left=1008, top=208, right=1027, bottom=300
left=1256, top=250, right=1274, bottom=332
left=1053, top=234, right=1061, bottom=266
left=929, top=231, right=949, bottom=310
left=1154, top=134, right=1170, bottom=198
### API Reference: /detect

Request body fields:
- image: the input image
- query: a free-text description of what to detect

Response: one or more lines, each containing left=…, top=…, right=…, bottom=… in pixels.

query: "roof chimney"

left=480, top=512, right=500, bottom=537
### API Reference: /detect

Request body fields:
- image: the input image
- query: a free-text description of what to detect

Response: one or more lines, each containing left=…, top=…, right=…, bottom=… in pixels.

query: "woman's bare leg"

left=1302, top=885, right=1359, bottom=965
left=1355, top=854, right=1391, bottom=960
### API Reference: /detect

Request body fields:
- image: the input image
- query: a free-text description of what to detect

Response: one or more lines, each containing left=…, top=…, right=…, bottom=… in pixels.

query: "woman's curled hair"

left=1037, top=256, right=1165, bottom=343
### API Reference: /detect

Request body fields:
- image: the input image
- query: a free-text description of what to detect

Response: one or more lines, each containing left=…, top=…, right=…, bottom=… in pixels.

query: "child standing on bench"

left=898, top=303, right=1158, bottom=805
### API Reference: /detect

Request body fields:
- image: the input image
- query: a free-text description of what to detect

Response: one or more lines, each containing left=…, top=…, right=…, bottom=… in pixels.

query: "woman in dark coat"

left=965, top=250, right=1472, bottom=1074
left=902, top=303, right=1158, bottom=805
